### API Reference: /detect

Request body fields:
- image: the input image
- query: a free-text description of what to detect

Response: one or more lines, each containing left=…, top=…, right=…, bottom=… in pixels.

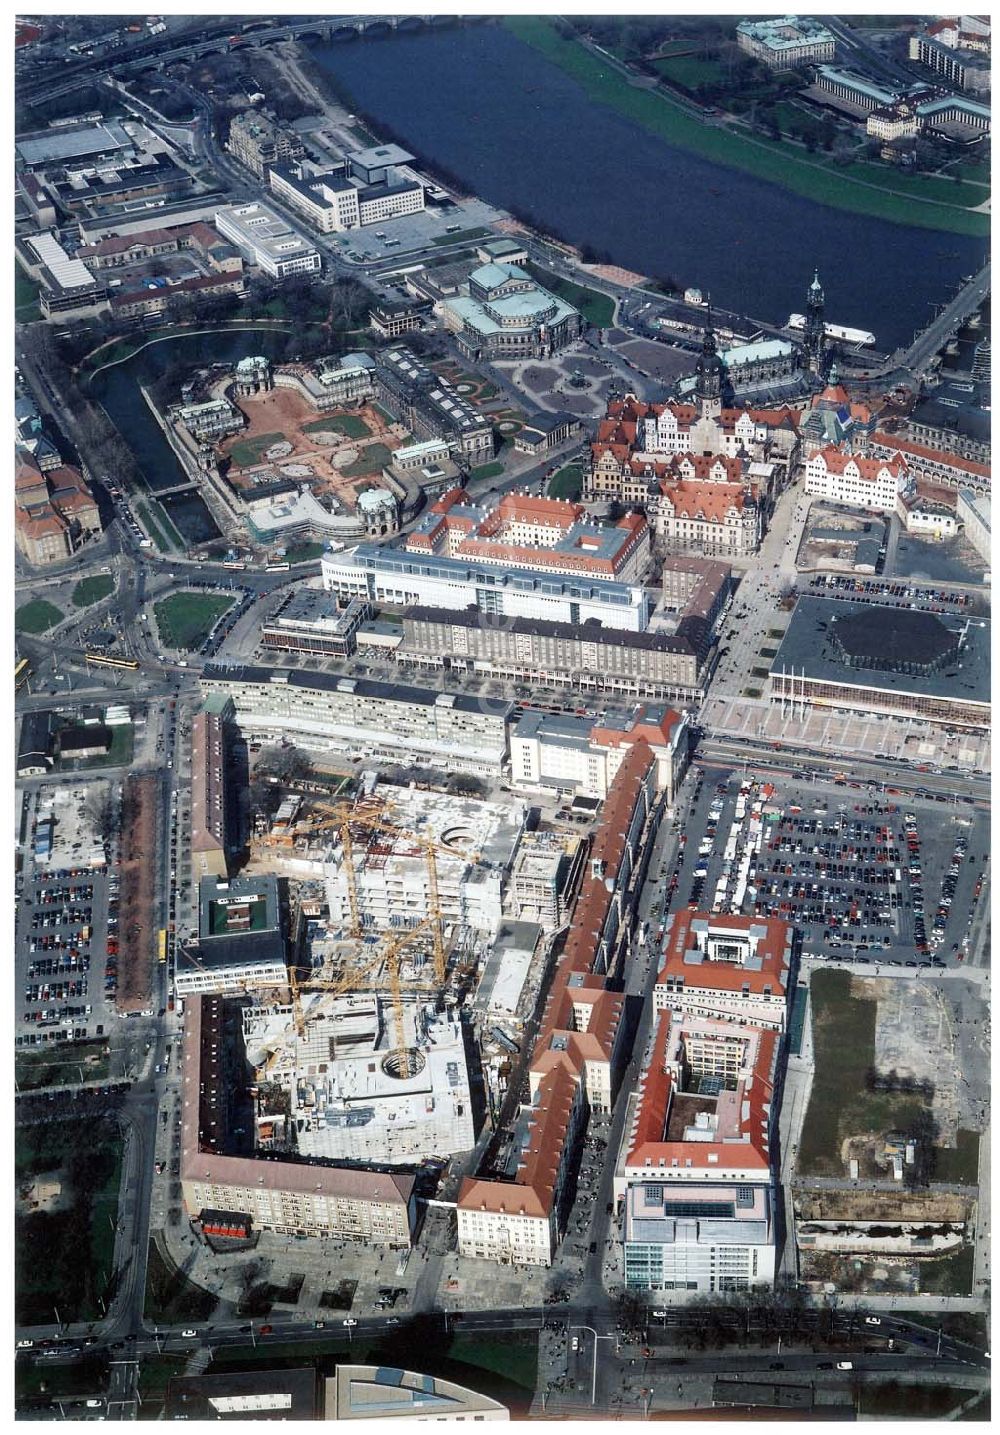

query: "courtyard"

left=217, top=385, right=409, bottom=512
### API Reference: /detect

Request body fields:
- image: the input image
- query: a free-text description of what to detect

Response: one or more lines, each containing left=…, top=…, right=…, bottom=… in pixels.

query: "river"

left=88, top=328, right=292, bottom=544
left=308, top=25, right=986, bottom=351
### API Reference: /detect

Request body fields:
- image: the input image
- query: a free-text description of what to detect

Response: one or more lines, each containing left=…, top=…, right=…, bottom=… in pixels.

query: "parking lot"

left=805, top=572, right=986, bottom=617
left=15, top=783, right=118, bottom=1052
left=668, top=765, right=988, bottom=970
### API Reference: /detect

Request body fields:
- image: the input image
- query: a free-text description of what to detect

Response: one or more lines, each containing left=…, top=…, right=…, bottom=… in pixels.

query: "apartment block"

left=511, top=703, right=688, bottom=803
left=654, top=911, right=794, bottom=1032
left=457, top=743, right=660, bottom=1266
left=400, top=606, right=704, bottom=703
left=199, top=664, right=513, bottom=776
left=190, top=711, right=228, bottom=881
left=227, top=110, right=305, bottom=180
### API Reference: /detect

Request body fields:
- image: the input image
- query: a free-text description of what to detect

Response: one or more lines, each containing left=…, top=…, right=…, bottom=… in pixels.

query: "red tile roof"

left=658, top=479, right=750, bottom=522
left=458, top=742, right=656, bottom=1231
left=624, top=1009, right=777, bottom=1173
left=813, top=447, right=907, bottom=481
left=872, top=432, right=990, bottom=479
left=656, top=910, right=791, bottom=997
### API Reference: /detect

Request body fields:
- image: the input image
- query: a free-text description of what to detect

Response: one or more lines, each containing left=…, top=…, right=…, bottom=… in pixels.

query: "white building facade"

left=804, top=447, right=909, bottom=513
left=320, top=546, right=650, bottom=631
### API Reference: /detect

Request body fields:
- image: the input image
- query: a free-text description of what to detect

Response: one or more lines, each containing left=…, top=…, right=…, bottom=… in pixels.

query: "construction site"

left=243, top=991, right=475, bottom=1166
left=245, top=779, right=526, bottom=947
left=182, top=776, right=531, bottom=1182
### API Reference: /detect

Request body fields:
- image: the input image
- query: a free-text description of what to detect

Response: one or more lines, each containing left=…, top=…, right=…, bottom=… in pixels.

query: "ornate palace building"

left=587, top=319, right=800, bottom=558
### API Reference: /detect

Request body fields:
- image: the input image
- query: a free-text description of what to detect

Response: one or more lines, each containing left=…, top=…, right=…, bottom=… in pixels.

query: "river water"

left=89, top=328, right=292, bottom=543
left=308, top=25, right=986, bottom=351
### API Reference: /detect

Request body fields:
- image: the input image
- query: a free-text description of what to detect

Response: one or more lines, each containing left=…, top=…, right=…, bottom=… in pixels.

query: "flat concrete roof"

left=772, top=595, right=990, bottom=704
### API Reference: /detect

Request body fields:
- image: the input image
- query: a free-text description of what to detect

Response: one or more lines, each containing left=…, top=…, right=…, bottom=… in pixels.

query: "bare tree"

left=84, top=787, right=117, bottom=844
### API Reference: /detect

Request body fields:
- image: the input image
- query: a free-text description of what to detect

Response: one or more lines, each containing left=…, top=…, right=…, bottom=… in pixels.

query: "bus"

left=15, top=657, right=30, bottom=691
left=265, top=561, right=290, bottom=572
left=223, top=560, right=246, bottom=571
left=85, top=652, right=140, bottom=670
left=157, top=929, right=168, bottom=964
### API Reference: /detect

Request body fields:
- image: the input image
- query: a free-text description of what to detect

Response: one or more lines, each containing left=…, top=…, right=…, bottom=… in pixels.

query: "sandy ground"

left=220, top=388, right=407, bottom=505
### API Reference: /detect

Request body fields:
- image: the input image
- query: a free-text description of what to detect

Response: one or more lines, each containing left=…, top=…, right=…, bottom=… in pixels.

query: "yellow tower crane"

left=409, top=836, right=481, bottom=987
left=292, top=916, right=438, bottom=1080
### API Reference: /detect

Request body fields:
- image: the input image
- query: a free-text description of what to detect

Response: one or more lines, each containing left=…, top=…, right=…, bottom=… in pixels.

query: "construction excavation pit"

left=381, top=1048, right=426, bottom=1081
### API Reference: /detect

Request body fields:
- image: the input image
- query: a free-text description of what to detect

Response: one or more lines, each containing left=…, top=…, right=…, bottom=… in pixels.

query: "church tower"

left=694, top=305, right=723, bottom=419
left=803, top=269, right=827, bottom=376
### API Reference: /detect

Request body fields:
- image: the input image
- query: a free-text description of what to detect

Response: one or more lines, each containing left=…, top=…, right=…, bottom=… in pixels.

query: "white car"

left=836, top=1361, right=853, bottom=1371
left=16, top=1339, right=33, bottom=1349
left=864, top=1316, right=881, bottom=1326
left=181, top=1329, right=198, bottom=1338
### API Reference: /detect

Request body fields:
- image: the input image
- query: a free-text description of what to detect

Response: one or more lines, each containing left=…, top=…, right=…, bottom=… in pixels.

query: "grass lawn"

left=919, top=1243, right=975, bottom=1296
left=15, top=260, right=42, bottom=322
left=137, top=498, right=184, bottom=554
left=548, top=464, right=584, bottom=501
left=15, top=1119, right=124, bottom=1325
left=469, top=460, right=505, bottom=481
left=153, top=501, right=185, bottom=548
left=743, top=687, right=762, bottom=698
left=15, top=599, right=62, bottom=634
left=145, top=1241, right=219, bottom=1324
left=799, top=970, right=927, bottom=1176
left=504, top=17, right=989, bottom=238
left=770, top=100, right=825, bottom=138
left=448, top=1334, right=538, bottom=1391
left=950, top=161, right=990, bottom=187
left=526, top=262, right=615, bottom=328
left=72, top=574, right=115, bottom=608
left=432, top=226, right=490, bottom=246
left=285, top=541, right=326, bottom=565
left=827, top=159, right=987, bottom=210
left=339, top=442, right=392, bottom=478
left=302, top=413, right=371, bottom=439
left=934, top=1129, right=981, bottom=1185
left=138, top=1354, right=188, bottom=1401
left=477, top=382, right=499, bottom=401
left=15, top=1039, right=110, bottom=1092
left=154, top=591, right=234, bottom=651
left=653, top=53, right=726, bottom=89
left=136, top=501, right=173, bottom=554
left=228, top=431, right=289, bottom=467
left=57, top=721, right=134, bottom=773
left=858, top=1381, right=978, bottom=1419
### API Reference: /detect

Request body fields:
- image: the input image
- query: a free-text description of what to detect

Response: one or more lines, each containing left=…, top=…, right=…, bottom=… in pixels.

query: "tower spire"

left=804, top=267, right=827, bottom=378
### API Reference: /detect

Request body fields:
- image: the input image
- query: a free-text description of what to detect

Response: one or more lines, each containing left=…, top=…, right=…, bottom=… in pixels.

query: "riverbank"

left=505, top=17, right=989, bottom=239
